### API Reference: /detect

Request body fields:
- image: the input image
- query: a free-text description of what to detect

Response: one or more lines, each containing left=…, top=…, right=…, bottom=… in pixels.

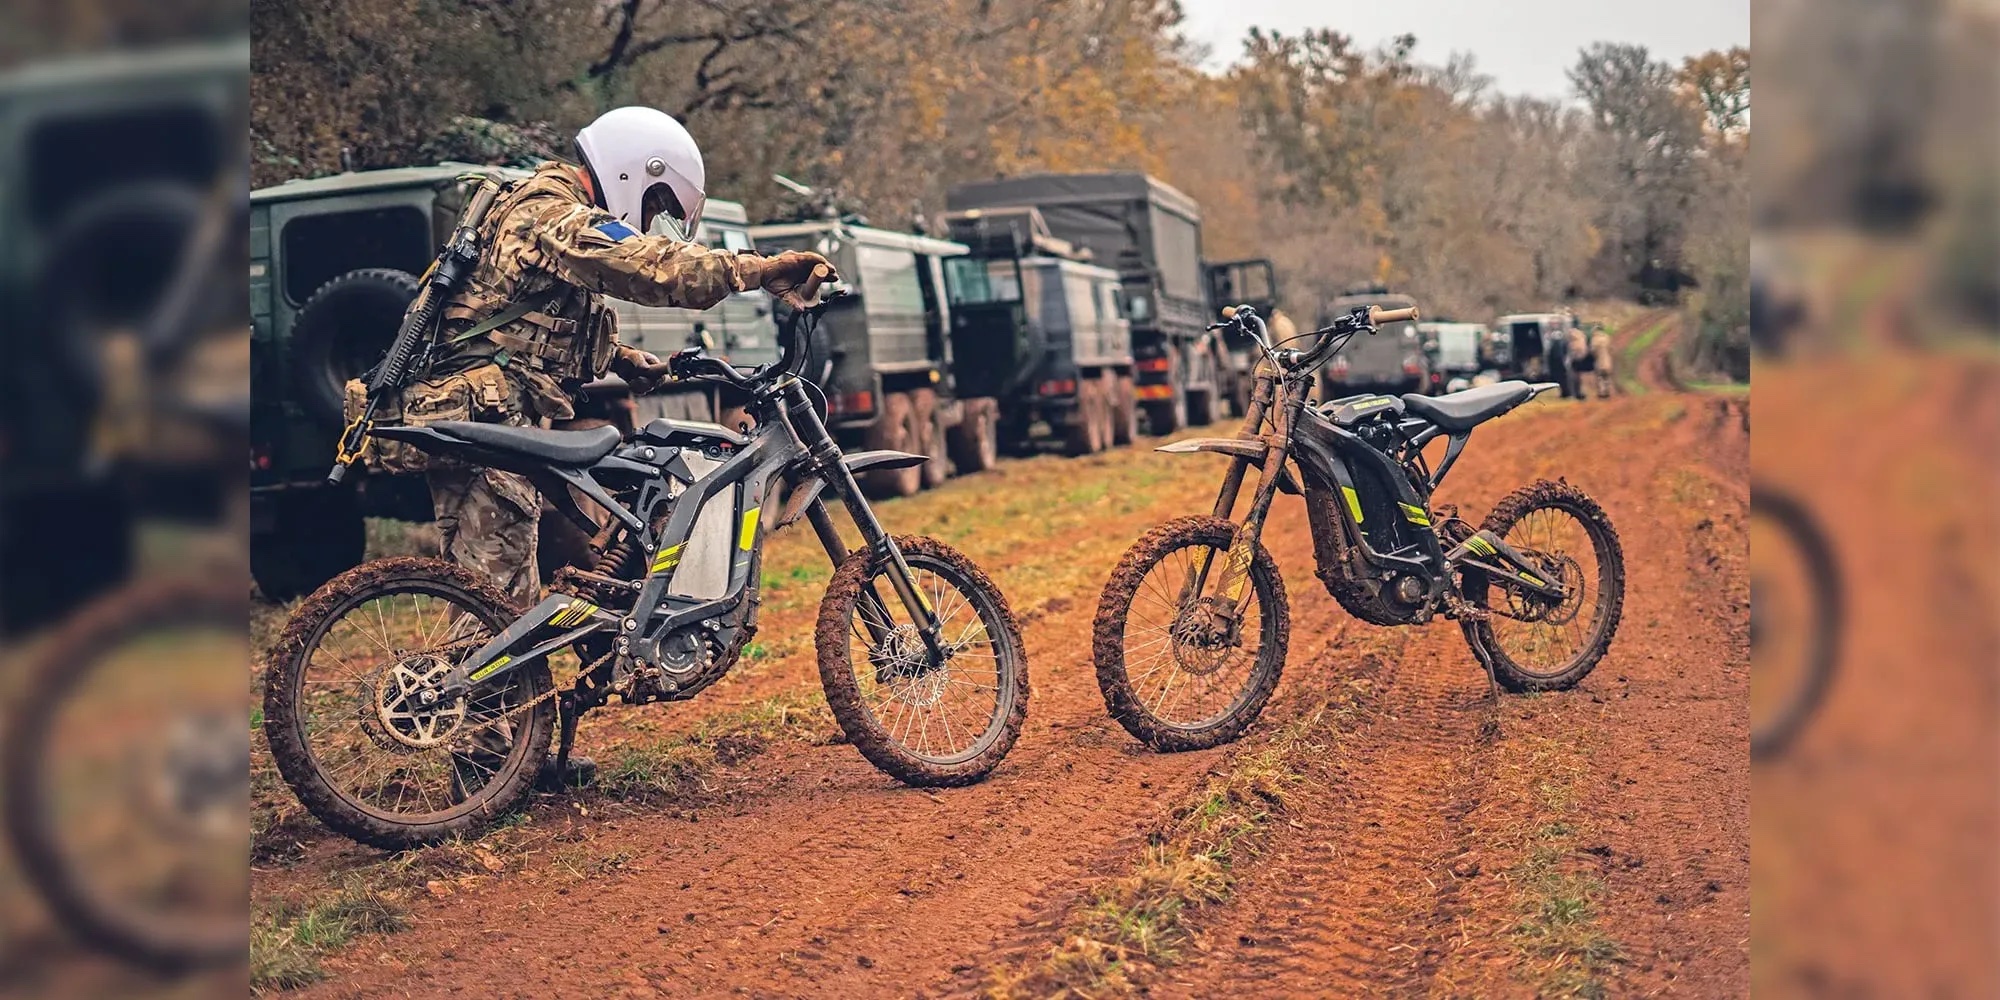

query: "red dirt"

left=254, top=385, right=1750, bottom=998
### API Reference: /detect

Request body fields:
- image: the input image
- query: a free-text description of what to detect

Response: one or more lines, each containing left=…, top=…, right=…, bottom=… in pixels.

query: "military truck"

left=1203, top=258, right=1281, bottom=412
left=0, top=39, right=249, bottom=631
left=1316, top=287, right=1428, bottom=398
left=942, top=207, right=1135, bottom=455
left=1492, top=312, right=1569, bottom=382
left=946, top=173, right=1241, bottom=434
left=748, top=218, right=996, bottom=495
left=249, top=163, right=776, bottom=598
left=1417, top=320, right=1490, bottom=393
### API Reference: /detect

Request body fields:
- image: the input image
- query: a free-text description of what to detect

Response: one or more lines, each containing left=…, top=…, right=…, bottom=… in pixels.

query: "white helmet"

left=574, top=106, right=706, bottom=241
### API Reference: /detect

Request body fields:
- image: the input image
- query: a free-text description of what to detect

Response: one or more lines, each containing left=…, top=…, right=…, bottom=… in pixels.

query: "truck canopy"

left=946, top=173, right=1204, bottom=311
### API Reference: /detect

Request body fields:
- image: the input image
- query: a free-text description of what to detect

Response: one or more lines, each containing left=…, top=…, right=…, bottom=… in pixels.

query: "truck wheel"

left=1065, top=381, right=1106, bottom=456
left=1144, top=388, right=1186, bottom=437
left=1110, top=374, right=1138, bottom=446
left=1229, top=370, right=1252, bottom=418
left=948, top=398, right=1000, bottom=473
left=1186, top=385, right=1217, bottom=426
left=288, top=268, right=422, bottom=429
left=910, top=388, right=950, bottom=489
left=251, top=487, right=366, bottom=601
left=864, top=392, right=922, bottom=498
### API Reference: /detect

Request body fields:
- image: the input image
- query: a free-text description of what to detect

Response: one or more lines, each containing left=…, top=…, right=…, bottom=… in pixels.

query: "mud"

left=253, top=380, right=1749, bottom=997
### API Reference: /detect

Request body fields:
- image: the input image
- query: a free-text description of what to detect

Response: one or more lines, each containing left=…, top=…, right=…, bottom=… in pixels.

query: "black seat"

left=424, top=421, right=623, bottom=466
left=1401, top=381, right=1536, bottom=433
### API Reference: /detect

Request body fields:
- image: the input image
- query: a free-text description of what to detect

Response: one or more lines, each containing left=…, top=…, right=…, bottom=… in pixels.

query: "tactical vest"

left=434, top=168, right=616, bottom=383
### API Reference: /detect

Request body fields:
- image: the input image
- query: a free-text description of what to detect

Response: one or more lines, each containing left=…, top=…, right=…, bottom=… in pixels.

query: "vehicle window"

left=1108, top=285, right=1126, bottom=321
left=280, top=206, right=432, bottom=306
left=856, top=245, right=925, bottom=315
left=700, top=226, right=753, bottom=252
left=945, top=258, right=1024, bottom=304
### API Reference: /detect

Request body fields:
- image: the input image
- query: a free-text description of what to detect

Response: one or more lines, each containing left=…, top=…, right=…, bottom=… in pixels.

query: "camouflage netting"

left=416, top=116, right=567, bottom=170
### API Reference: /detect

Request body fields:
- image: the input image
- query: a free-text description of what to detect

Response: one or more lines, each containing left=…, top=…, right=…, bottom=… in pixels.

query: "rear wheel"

left=1463, top=481, right=1625, bottom=692
left=910, top=388, right=950, bottom=489
left=863, top=392, right=922, bottom=497
left=1065, top=381, right=1107, bottom=456
left=4, top=577, right=247, bottom=969
left=947, top=398, right=1000, bottom=473
left=1749, top=490, right=1841, bottom=759
left=1094, top=516, right=1290, bottom=751
left=817, top=536, right=1029, bottom=785
left=263, top=557, right=554, bottom=849
left=1111, top=375, right=1139, bottom=446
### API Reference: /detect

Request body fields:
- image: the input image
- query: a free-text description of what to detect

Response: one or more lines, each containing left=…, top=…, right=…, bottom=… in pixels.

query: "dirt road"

left=252, top=365, right=1748, bottom=997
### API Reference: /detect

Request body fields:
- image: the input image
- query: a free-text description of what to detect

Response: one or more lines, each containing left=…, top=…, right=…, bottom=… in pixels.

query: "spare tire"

left=288, top=268, right=421, bottom=429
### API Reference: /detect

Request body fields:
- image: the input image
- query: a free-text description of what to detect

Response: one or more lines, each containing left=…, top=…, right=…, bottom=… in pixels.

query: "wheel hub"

left=366, top=655, right=467, bottom=750
left=872, top=624, right=950, bottom=706
left=1169, top=598, right=1239, bottom=676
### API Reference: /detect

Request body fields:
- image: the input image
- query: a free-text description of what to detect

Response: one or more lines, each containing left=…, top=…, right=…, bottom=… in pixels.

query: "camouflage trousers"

left=428, top=466, right=541, bottom=607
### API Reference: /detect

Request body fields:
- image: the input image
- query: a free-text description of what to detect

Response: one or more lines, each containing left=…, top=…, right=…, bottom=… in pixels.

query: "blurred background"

left=1751, top=0, right=2000, bottom=996
left=0, top=0, right=250, bottom=996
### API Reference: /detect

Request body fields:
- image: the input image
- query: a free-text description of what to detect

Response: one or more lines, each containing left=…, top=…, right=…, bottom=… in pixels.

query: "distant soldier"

left=1590, top=324, right=1615, bottom=398
left=1565, top=316, right=1593, bottom=400
left=399, top=106, right=835, bottom=605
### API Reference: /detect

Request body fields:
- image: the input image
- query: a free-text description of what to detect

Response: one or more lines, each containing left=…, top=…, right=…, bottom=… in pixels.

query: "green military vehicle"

left=250, top=163, right=776, bottom=599
left=0, top=39, right=248, bottom=631
left=747, top=218, right=999, bottom=496
left=942, top=206, right=1136, bottom=454
left=946, top=173, right=1276, bottom=433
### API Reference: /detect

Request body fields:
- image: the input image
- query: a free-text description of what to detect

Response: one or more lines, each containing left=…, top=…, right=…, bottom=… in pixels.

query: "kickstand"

left=553, top=692, right=580, bottom=792
left=1461, top=622, right=1502, bottom=703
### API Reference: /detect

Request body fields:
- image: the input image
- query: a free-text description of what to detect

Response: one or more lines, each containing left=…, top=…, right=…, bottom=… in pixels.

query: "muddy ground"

left=243, top=316, right=1748, bottom=998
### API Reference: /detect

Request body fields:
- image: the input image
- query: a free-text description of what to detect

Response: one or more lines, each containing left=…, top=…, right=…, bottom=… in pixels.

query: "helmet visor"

left=643, top=182, right=703, bottom=243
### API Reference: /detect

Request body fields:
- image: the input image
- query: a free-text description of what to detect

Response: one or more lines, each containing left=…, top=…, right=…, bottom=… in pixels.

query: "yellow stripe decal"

left=650, top=544, right=684, bottom=574
left=738, top=506, right=761, bottom=550
left=469, top=654, right=512, bottom=682
left=1398, top=503, right=1431, bottom=526
left=1341, top=486, right=1365, bottom=523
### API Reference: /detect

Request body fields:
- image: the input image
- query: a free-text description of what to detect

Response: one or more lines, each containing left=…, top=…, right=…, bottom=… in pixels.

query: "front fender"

left=1155, top=437, right=1301, bottom=494
left=777, top=450, right=928, bottom=527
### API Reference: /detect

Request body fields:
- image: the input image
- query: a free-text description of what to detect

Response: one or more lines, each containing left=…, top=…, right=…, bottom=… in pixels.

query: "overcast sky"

left=1177, top=0, right=1750, bottom=104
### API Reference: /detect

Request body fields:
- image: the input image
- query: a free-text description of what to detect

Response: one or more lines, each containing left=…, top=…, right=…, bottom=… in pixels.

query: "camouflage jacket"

left=433, top=161, right=763, bottom=420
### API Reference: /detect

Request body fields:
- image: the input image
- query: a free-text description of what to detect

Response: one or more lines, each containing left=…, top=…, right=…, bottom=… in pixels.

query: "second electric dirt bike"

left=1093, top=304, right=1626, bottom=751
left=264, top=295, right=1030, bottom=849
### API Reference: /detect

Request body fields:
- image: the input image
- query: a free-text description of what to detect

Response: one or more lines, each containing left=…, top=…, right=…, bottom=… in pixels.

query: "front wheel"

left=817, top=536, right=1029, bottom=786
left=263, top=557, right=554, bottom=849
left=1093, top=515, right=1290, bottom=751
left=1463, top=480, right=1626, bottom=692
left=1749, top=490, right=1841, bottom=759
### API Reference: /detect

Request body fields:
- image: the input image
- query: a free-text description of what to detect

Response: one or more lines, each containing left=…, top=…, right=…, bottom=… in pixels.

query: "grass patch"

left=1616, top=316, right=1673, bottom=396
left=251, top=877, right=409, bottom=994
left=990, top=676, right=1379, bottom=997
left=595, top=687, right=833, bottom=802
left=1499, top=730, right=1624, bottom=998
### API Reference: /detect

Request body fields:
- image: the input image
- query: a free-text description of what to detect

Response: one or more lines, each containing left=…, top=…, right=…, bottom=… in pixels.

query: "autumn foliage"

left=249, top=0, right=1748, bottom=377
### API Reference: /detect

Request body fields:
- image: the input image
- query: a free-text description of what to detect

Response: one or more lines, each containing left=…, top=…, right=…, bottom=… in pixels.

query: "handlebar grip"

left=1220, top=305, right=1238, bottom=319
left=793, top=263, right=833, bottom=306
left=1368, top=305, right=1419, bottom=325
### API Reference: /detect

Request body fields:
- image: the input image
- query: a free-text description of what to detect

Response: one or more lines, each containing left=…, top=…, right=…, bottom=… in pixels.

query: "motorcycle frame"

left=382, top=372, right=943, bottom=704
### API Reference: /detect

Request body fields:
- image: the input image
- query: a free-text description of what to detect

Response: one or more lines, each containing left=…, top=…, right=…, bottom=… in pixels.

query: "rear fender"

left=1156, top=438, right=1301, bottom=495
left=776, top=450, right=927, bottom=527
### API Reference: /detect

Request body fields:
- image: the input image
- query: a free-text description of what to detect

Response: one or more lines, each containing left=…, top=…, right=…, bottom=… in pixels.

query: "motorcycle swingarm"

left=1445, top=530, right=1569, bottom=600
left=440, top=593, right=616, bottom=697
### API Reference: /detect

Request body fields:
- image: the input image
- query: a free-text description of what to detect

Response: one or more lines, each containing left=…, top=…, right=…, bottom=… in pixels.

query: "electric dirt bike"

left=1749, top=485, right=1841, bottom=759
left=1093, top=303, right=1626, bottom=751
left=263, top=294, right=1030, bottom=849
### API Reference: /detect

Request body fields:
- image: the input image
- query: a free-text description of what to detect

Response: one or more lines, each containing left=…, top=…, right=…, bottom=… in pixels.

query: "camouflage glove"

left=745, top=251, right=838, bottom=307
left=612, top=345, right=671, bottom=394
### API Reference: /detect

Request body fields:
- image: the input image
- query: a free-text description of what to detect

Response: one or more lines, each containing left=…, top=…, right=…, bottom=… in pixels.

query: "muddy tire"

left=910, top=388, right=950, bottom=489
left=1749, top=490, right=1841, bottom=759
left=1065, top=381, right=1106, bottom=456
left=263, top=557, right=554, bottom=849
left=816, top=536, right=1029, bottom=786
left=1144, top=376, right=1187, bottom=436
left=948, top=397, right=1000, bottom=473
left=1111, top=375, right=1139, bottom=446
left=1093, top=515, right=1290, bottom=751
left=4, top=577, right=247, bottom=970
left=864, top=392, right=922, bottom=497
left=1464, top=480, right=1626, bottom=692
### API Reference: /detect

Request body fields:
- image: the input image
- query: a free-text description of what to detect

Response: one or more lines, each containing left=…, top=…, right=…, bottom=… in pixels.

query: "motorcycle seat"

left=1401, top=381, right=1537, bottom=433
left=424, top=421, right=623, bottom=466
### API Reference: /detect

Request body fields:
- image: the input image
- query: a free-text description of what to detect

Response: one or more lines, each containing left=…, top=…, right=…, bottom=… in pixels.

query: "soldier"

left=1565, top=315, right=1593, bottom=400
left=409, top=106, right=835, bottom=606
left=1590, top=324, right=1615, bottom=398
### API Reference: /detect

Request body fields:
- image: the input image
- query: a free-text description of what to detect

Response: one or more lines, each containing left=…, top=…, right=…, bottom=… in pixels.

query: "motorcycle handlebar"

left=668, top=288, right=844, bottom=389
